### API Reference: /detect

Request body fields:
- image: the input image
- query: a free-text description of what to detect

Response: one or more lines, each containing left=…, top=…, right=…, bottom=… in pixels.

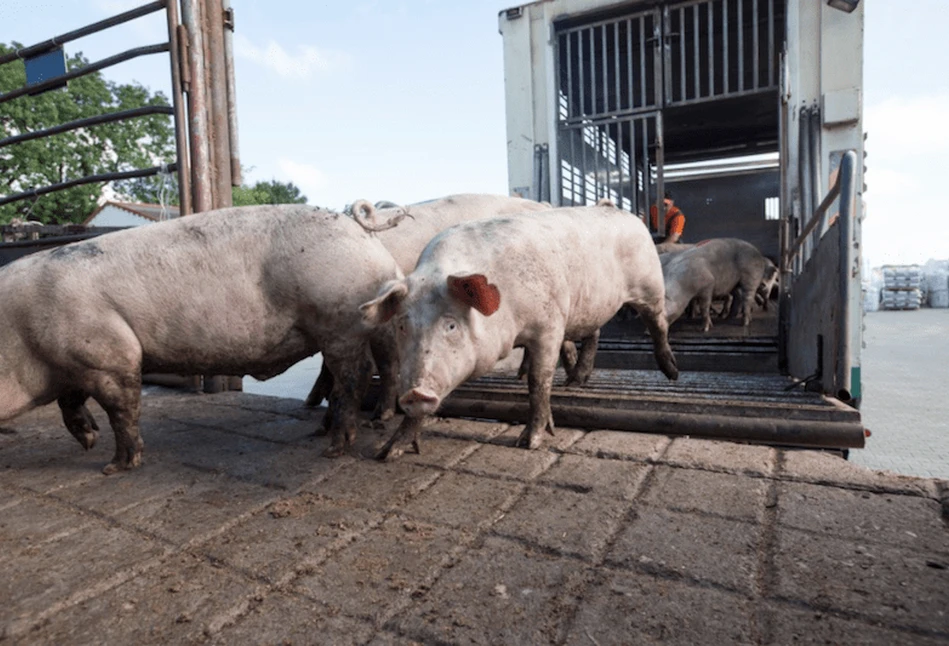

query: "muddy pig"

left=360, top=201, right=678, bottom=459
left=307, top=193, right=552, bottom=436
left=662, top=237, right=778, bottom=331
left=0, top=205, right=400, bottom=472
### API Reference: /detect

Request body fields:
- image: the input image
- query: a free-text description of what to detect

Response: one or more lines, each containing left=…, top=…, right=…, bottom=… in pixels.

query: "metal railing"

left=0, top=1, right=187, bottom=212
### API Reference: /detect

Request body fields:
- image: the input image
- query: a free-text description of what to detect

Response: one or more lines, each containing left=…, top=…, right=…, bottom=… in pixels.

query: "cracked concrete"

left=1, top=389, right=947, bottom=644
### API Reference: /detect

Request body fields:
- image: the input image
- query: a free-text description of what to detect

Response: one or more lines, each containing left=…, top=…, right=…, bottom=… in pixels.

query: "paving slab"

left=0, top=390, right=947, bottom=644
left=536, top=452, right=650, bottom=500
left=211, top=591, right=376, bottom=646
left=566, top=429, right=670, bottom=461
left=643, top=464, right=769, bottom=521
left=773, top=528, right=949, bottom=634
left=201, top=492, right=384, bottom=585
left=292, top=515, right=475, bottom=624
left=562, top=568, right=757, bottom=645
left=605, top=506, right=761, bottom=595
left=492, top=484, right=633, bottom=561
left=390, top=535, right=594, bottom=645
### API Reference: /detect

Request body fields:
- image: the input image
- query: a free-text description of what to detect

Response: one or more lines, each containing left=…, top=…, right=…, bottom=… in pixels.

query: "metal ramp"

left=439, top=368, right=864, bottom=450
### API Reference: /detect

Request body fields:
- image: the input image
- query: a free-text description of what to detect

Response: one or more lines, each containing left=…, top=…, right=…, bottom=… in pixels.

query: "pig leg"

left=370, top=335, right=399, bottom=422
left=516, top=347, right=530, bottom=380
left=565, top=331, right=598, bottom=387
left=375, top=415, right=424, bottom=461
left=58, top=390, right=99, bottom=450
left=560, top=341, right=578, bottom=374
left=314, top=394, right=337, bottom=437
left=697, top=288, right=715, bottom=332
left=740, top=280, right=758, bottom=327
left=89, top=373, right=145, bottom=475
left=304, top=364, right=334, bottom=408
left=321, top=350, right=372, bottom=458
left=516, top=338, right=559, bottom=450
left=633, top=302, right=679, bottom=381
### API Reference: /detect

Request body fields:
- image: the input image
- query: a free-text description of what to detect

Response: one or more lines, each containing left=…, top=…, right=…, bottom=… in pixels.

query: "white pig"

left=662, top=237, right=778, bottom=331
left=307, top=194, right=552, bottom=431
left=360, top=201, right=678, bottom=459
left=0, top=205, right=400, bottom=472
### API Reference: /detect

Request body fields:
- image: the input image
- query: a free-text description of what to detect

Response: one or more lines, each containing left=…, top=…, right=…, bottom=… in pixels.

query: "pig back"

left=374, top=194, right=550, bottom=273
left=18, top=205, right=399, bottom=372
left=419, top=205, right=663, bottom=331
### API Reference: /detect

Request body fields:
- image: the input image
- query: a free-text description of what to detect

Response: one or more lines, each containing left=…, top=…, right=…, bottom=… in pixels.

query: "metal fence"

left=0, top=0, right=242, bottom=393
left=0, top=1, right=187, bottom=212
left=553, top=0, right=782, bottom=226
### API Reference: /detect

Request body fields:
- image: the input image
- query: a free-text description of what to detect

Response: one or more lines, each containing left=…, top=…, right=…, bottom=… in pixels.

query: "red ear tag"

left=447, top=274, right=501, bottom=316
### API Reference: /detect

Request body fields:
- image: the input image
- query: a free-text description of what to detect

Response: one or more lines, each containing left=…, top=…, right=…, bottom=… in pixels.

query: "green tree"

left=232, top=178, right=307, bottom=206
left=0, top=43, right=176, bottom=224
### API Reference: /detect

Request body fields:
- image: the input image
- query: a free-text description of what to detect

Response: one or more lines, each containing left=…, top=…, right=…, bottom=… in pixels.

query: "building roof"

left=82, top=201, right=180, bottom=226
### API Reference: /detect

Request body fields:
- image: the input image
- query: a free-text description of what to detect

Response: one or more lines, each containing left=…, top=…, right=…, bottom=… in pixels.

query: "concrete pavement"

left=1, top=390, right=947, bottom=644
left=852, top=308, right=949, bottom=480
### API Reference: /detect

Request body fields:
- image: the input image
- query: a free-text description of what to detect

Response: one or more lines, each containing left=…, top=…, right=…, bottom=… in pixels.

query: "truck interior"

left=439, top=0, right=865, bottom=453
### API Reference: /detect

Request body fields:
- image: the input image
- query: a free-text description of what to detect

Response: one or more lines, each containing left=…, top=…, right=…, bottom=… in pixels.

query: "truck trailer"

left=439, top=0, right=867, bottom=453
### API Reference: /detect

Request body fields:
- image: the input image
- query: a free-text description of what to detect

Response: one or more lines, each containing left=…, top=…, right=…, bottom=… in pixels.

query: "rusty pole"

left=204, top=0, right=232, bottom=209
left=203, top=0, right=238, bottom=393
left=222, top=0, right=242, bottom=187
left=180, top=0, right=212, bottom=393
left=165, top=0, right=192, bottom=217
left=180, top=0, right=212, bottom=215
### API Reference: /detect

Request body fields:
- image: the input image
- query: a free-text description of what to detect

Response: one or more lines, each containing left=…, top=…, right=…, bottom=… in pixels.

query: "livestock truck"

left=438, top=0, right=868, bottom=454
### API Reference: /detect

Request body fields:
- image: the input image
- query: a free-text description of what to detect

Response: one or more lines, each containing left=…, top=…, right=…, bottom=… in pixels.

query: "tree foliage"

left=232, top=178, right=307, bottom=207
left=0, top=42, right=176, bottom=224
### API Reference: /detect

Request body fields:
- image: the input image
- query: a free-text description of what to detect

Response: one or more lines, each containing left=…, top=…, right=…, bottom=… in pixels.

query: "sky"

left=1, top=0, right=947, bottom=267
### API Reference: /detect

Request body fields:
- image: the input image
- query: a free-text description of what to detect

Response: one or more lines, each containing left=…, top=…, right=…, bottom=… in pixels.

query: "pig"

left=0, top=205, right=400, bottom=473
left=662, top=238, right=779, bottom=332
left=306, top=194, right=552, bottom=430
left=360, top=200, right=679, bottom=460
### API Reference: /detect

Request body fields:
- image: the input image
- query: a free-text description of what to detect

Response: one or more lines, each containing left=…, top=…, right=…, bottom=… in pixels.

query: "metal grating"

left=665, top=0, right=781, bottom=106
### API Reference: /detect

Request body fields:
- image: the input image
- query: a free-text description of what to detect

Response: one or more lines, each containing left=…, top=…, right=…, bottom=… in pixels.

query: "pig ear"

left=360, top=280, right=408, bottom=325
left=447, top=274, right=501, bottom=317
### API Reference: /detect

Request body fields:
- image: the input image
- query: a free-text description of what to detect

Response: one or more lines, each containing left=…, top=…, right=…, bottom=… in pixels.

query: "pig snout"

left=398, top=387, right=441, bottom=417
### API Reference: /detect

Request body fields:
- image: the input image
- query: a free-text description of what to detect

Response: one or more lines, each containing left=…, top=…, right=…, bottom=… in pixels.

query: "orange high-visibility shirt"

left=649, top=204, right=686, bottom=237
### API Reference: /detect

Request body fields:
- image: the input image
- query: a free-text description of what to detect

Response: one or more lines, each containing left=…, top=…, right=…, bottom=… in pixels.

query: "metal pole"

left=166, top=0, right=192, bottom=216
left=797, top=105, right=811, bottom=265
left=181, top=0, right=212, bottom=215
left=222, top=0, right=242, bottom=186
left=836, top=150, right=857, bottom=402
left=181, top=0, right=212, bottom=394
left=204, top=0, right=233, bottom=207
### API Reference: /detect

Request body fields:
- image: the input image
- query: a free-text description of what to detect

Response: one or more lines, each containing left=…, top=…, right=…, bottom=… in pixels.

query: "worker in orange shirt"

left=649, top=190, right=686, bottom=243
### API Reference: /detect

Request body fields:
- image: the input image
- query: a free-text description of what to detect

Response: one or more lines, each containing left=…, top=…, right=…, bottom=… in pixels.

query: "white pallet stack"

left=924, top=261, right=949, bottom=309
left=881, top=265, right=923, bottom=310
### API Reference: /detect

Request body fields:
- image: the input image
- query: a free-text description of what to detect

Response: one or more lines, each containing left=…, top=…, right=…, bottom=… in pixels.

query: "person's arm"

left=661, top=211, right=685, bottom=243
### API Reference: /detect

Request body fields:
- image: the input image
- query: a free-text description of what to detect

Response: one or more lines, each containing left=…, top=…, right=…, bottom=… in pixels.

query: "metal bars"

left=665, top=0, right=781, bottom=106
left=557, top=11, right=659, bottom=123
left=0, top=1, right=168, bottom=66
left=558, top=113, right=658, bottom=218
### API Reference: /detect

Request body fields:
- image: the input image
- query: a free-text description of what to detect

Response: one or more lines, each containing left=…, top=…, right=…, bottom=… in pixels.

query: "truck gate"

left=463, top=0, right=867, bottom=451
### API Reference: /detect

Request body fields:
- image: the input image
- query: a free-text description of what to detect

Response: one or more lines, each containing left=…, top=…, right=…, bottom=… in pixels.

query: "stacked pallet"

left=881, top=265, right=923, bottom=310
left=924, top=261, right=949, bottom=308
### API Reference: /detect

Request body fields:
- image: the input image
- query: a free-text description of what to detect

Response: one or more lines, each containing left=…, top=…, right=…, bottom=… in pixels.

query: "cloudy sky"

left=1, top=0, right=947, bottom=266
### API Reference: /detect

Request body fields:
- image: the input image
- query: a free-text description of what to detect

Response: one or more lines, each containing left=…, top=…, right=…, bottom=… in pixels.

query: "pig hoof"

left=374, top=445, right=404, bottom=461
left=515, top=427, right=544, bottom=450
left=322, top=445, right=345, bottom=459
left=102, top=449, right=143, bottom=475
left=77, top=429, right=99, bottom=450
